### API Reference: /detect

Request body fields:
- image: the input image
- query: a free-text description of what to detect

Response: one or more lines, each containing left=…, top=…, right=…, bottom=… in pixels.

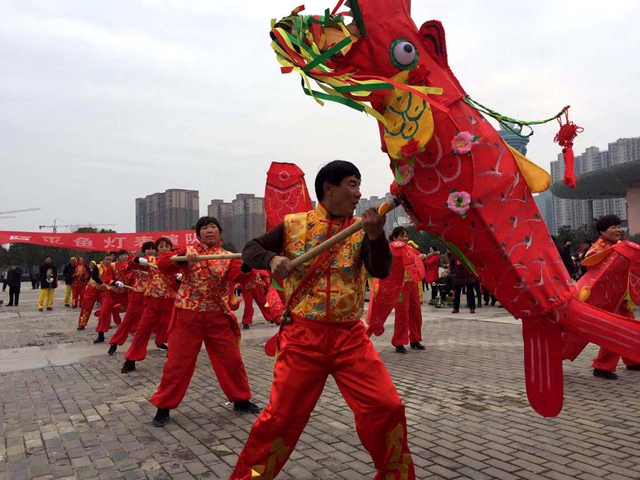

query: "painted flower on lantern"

left=451, top=131, right=475, bottom=154
left=397, top=165, right=415, bottom=185
left=446, top=190, right=471, bottom=217
left=401, top=139, right=421, bottom=158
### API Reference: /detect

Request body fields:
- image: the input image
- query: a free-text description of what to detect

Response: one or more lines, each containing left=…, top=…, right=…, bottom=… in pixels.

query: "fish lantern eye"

left=390, top=39, right=418, bottom=70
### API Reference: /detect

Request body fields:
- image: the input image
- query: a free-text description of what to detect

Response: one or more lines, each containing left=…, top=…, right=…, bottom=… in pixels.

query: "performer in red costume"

left=79, top=252, right=124, bottom=344
left=149, top=217, right=260, bottom=427
left=388, top=227, right=426, bottom=353
left=107, top=242, right=156, bottom=356
left=240, top=269, right=281, bottom=329
left=231, top=161, right=414, bottom=480
left=120, top=237, right=177, bottom=373
left=583, top=215, right=640, bottom=379
left=77, top=252, right=114, bottom=334
left=71, top=257, right=90, bottom=308
left=109, top=249, right=132, bottom=324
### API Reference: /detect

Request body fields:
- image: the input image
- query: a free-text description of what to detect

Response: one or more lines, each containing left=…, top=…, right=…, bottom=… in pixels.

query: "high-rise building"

left=208, top=194, right=265, bottom=250
left=549, top=138, right=639, bottom=234
left=534, top=190, right=554, bottom=234
left=497, top=126, right=530, bottom=155
left=135, top=189, right=199, bottom=232
left=356, top=193, right=406, bottom=235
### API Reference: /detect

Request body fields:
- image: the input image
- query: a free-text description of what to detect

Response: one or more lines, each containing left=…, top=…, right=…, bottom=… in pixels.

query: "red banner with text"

left=0, top=230, right=200, bottom=251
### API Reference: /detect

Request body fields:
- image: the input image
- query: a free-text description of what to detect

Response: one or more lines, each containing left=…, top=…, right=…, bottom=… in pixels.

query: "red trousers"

left=110, top=291, right=129, bottom=325
left=124, top=296, right=173, bottom=361
left=242, top=288, right=272, bottom=325
left=72, top=282, right=87, bottom=308
left=110, top=292, right=145, bottom=346
left=150, top=308, right=251, bottom=409
left=593, top=348, right=637, bottom=372
left=231, top=318, right=414, bottom=480
left=78, top=286, right=108, bottom=328
left=392, top=282, right=422, bottom=347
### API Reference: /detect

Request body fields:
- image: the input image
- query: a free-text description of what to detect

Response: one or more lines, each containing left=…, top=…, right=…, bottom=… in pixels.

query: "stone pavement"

left=1, top=288, right=640, bottom=480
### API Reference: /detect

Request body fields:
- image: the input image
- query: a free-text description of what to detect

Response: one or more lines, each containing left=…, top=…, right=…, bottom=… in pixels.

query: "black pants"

left=482, top=288, right=496, bottom=305
left=8, top=285, right=20, bottom=305
left=2, top=280, right=7, bottom=291
left=31, top=279, right=38, bottom=289
left=453, top=284, right=475, bottom=310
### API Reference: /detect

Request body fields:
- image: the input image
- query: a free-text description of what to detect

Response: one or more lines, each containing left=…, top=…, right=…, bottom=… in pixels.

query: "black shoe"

left=233, top=400, right=261, bottom=414
left=491, top=301, right=496, bottom=306
left=593, top=368, right=618, bottom=380
left=6, top=304, right=13, bottom=307
left=152, top=408, right=170, bottom=427
left=108, top=344, right=117, bottom=355
left=484, top=302, right=489, bottom=306
left=121, top=360, right=136, bottom=373
left=410, top=342, right=426, bottom=350
left=626, top=364, right=640, bottom=371
left=77, top=326, right=85, bottom=331
left=93, top=332, right=105, bottom=344
left=157, top=344, right=168, bottom=350
left=65, top=304, right=71, bottom=308
left=72, top=305, right=77, bottom=309
left=47, top=307, right=53, bottom=311
left=395, top=346, right=408, bottom=354
left=243, top=324, right=250, bottom=329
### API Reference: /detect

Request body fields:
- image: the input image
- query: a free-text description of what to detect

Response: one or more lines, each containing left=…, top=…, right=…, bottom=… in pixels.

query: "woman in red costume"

left=77, top=252, right=114, bottom=334
left=71, top=257, right=89, bottom=308
left=389, top=227, right=426, bottom=353
left=581, top=215, right=640, bottom=379
left=107, top=242, right=156, bottom=356
left=424, top=247, right=441, bottom=305
left=120, top=237, right=178, bottom=374
left=151, top=217, right=260, bottom=427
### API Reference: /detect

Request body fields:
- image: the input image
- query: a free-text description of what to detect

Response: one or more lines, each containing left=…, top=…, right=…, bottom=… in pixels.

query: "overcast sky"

left=1, top=0, right=639, bottom=233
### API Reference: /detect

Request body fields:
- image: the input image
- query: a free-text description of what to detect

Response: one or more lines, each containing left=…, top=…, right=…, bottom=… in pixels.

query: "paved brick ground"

left=1, top=289, right=640, bottom=479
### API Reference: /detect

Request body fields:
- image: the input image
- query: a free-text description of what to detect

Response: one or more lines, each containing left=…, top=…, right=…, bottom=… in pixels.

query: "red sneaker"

left=470, top=309, right=476, bottom=314
left=451, top=309, right=459, bottom=313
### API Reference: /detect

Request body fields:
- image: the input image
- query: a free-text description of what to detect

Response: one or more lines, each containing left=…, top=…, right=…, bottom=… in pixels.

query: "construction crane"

left=0, top=208, right=41, bottom=219
left=39, top=219, right=118, bottom=233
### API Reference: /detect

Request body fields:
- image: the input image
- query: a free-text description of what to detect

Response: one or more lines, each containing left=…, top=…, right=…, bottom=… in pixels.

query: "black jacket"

left=7, top=268, right=22, bottom=287
left=40, top=264, right=58, bottom=289
left=63, top=263, right=76, bottom=284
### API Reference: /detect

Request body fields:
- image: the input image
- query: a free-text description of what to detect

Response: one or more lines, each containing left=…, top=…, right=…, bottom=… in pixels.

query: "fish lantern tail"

left=553, top=107, right=583, bottom=188
left=560, top=297, right=640, bottom=364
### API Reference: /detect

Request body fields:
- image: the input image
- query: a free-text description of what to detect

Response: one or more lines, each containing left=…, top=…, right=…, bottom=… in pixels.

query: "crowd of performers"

left=56, top=160, right=635, bottom=479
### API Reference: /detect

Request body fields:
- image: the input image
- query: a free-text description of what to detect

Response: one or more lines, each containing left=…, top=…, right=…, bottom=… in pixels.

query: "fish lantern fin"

left=507, top=145, right=551, bottom=194
left=522, top=320, right=564, bottom=417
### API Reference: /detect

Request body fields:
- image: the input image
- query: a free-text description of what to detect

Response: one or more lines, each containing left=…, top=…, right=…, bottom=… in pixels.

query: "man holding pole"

left=149, top=217, right=260, bottom=427
left=230, top=160, right=415, bottom=479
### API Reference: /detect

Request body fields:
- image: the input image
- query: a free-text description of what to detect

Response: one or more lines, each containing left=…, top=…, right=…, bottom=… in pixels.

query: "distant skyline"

left=2, top=0, right=639, bottom=233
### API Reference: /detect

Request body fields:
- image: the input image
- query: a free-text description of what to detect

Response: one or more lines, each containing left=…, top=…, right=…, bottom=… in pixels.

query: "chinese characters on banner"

left=0, top=230, right=201, bottom=251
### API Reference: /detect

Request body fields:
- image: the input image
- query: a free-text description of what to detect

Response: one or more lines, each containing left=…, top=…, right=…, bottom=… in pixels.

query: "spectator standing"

left=31, top=265, right=40, bottom=289
left=6, top=263, right=22, bottom=306
left=63, top=257, right=77, bottom=307
left=449, top=252, right=476, bottom=313
left=38, top=257, right=58, bottom=311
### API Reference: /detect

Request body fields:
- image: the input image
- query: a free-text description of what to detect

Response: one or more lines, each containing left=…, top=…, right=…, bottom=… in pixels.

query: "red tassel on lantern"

left=553, top=107, right=583, bottom=188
